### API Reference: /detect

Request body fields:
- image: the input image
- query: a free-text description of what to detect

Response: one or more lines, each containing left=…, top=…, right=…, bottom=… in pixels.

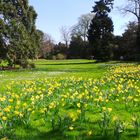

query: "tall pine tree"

left=88, top=0, right=114, bottom=61
left=0, top=0, right=41, bottom=67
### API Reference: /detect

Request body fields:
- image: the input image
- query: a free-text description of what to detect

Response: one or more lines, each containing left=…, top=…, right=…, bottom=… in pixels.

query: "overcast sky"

left=29, top=0, right=136, bottom=43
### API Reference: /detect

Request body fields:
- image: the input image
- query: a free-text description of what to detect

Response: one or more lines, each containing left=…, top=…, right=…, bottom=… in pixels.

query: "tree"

left=111, top=35, right=123, bottom=60
left=60, top=26, right=71, bottom=48
left=122, top=22, right=138, bottom=60
left=111, top=22, right=138, bottom=61
left=68, top=36, right=88, bottom=59
left=122, top=0, right=140, bottom=23
left=53, top=42, right=67, bottom=59
left=39, top=33, right=54, bottom=59
left=88, top=0, right=114, bottom=61
left=121, top=0, right=140, bottom=55
left=71, top=13, right=94, bottom=41
left=0, top=0, right=40, bottom=67
left=54, top=42, right=67, bottom=55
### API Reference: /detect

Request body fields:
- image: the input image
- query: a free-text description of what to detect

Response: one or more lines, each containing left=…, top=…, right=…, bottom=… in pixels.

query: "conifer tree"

left=0, top=0, right=41, bottom=67
left=88, top=0, right=114, bottom=61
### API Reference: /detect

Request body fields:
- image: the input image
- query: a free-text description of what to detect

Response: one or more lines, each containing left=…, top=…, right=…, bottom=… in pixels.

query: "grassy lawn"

left=0, top=59, right=140, bottom=140
left=0, top=59, right=108, bottom=88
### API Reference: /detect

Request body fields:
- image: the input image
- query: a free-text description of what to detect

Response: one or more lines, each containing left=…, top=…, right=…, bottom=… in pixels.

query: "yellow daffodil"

left=2, top=116, right=7, bottom=121
left=69, top=126, right=74, bottom=130
left=77, top=103, right=81, bottom=108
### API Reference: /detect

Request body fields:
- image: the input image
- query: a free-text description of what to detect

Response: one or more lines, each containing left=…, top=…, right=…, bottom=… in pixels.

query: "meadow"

left=0, top=59, right=140, bottom=140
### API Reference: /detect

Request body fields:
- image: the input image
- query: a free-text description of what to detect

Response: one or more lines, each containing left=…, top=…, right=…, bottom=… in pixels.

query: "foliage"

left=39, top=33, right=54, bottom=59
left=88, top=0, right=114, bottom=61
left=68, top=36, right=88, bottom=59
left=53, top=42, right=67, bottom=58
left=0, top=0, right=41, bottom=67
left=111, top=35, right=123, bottom=60
left=136, top=24, right=140, bottom=56
left=120, top=0, right=140, bottom=58
left=122, top=22, right=138, bottom=60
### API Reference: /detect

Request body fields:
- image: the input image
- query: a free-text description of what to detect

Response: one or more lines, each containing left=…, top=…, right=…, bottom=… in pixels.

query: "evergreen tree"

left=0, top=0, right=41, bottom=67
left=68, top=36, right=88, bottom=59
left=122, top=22, right=138, bottom=60
left=88, top=0, right=114, bottom=61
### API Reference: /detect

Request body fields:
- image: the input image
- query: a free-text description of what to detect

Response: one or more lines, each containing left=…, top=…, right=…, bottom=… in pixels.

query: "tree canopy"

left=71, top=13, right=93, bottom=42
left=0, top=0, right=42, bottom=67
left=88, top=0, right=114, bottom=61
left=121, top=0, right=140, bottom=59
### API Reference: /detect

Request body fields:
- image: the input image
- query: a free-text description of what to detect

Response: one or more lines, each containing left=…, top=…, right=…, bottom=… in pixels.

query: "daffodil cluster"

left=0, top=64, right=140, bottom=139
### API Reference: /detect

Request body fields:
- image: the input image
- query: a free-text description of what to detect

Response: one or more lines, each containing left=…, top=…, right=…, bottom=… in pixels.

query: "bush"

left=28, top=63, right=36, bottom=68
left=20, top=60, right=29, bottom=68
left=56, top=53, right=66, bottom=60
left=52, top=55, right=56, bottom=60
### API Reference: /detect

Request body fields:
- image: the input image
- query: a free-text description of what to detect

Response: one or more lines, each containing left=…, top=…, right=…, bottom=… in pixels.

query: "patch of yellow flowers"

left=0, top=64, right=140, bottom=138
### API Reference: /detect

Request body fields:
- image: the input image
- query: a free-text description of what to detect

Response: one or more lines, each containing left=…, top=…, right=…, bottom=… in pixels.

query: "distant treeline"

left=39, top=0, right=140, bottom=62
left=0, top=0, right=140, bottom=69
left=40, top=21, right=139, bottom=61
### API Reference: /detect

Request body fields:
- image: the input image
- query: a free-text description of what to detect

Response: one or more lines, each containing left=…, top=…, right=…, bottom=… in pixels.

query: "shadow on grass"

left=36, top=62, right=95, bottom=66
left=1, top=60, right=139, bottom=74
left=36, top=60, right=135, bottom=66
left=8, top=124, right=140, bottom=140
left=14, top=129, right=139, bottom=140
left=14, top=127, right=115, bottom=140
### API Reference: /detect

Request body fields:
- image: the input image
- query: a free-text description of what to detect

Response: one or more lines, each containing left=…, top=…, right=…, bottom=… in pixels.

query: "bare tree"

left=60, top=26, right=71, bottom=48
left=120, top=0, right=140, bottom=55
left=39, top=33, right=54, bottom=58
left=121, top=0, right=140, bottom=24
left=71, top=13, right=94, bottom=41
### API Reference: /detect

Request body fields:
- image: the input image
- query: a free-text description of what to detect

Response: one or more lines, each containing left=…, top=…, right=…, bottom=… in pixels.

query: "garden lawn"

left=0, top=60, right=140, bottom=140
left=0, top=59, right=108, bottom=90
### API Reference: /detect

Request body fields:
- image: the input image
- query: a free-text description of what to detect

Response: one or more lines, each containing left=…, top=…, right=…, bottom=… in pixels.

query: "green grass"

left=0, top=59, right=140, bottom=140
left=0, top=59, right=109, bottom=88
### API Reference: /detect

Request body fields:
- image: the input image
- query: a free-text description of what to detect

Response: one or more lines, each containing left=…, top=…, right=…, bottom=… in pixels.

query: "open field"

left=0, top=60, right=107, bottom=88
left=0, top=60, right=140, bottom=140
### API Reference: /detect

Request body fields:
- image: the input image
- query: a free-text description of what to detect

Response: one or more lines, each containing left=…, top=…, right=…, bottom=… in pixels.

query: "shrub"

left=20, top=60, right=29, bottom=68
left=52, top=55, right=56, bottom=60
left=56, top=53, right=66, bottom=60
left=29, top=63, right=36, bottom=68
